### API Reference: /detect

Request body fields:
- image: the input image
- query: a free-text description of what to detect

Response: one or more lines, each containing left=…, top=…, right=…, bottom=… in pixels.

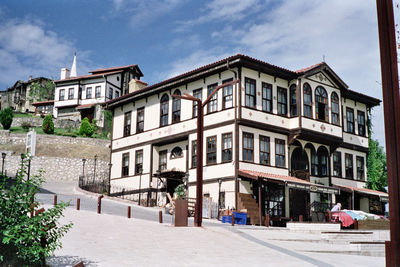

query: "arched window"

left=171, top=146, right=183, bottom=159
left=160, top=94, right=169, bottom=127
left=303, top=83, right=312, bottom=118
left=290, top=84, right=297, bottom=116
left=172, top=89, right=181, bottom=123
left=315, top=86, right=328, bottom=121
left=311, top=150, right=318, bottom=176
left=317, top=146, right=329, bottom=177
left=331, top=92, right=340, bottom=125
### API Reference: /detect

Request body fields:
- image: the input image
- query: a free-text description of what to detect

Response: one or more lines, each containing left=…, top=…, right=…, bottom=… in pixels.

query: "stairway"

left=238, top=193, right=263, bottom=225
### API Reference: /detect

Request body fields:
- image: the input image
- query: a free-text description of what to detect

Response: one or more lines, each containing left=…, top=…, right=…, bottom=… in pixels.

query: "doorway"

left=290, top=189, right=309, bottom=220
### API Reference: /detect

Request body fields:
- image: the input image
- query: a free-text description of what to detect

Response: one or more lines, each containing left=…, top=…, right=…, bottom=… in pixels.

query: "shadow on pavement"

left=47, top=255, right=98, bottom=267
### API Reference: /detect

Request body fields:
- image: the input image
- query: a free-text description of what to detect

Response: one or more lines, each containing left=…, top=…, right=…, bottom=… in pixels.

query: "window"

left=206, top=136, right=217, bottom=164
left=311, top=151, right=318, bottom=176
left=303, top=83, right=312, bottom=118
left=115, top=90, right=120, bottom=98
left=243, top=132, right=254, bottom=162
left=68, top=88, right=74, bottom=100
left=318, top=149, right=328, bottom=176
left=171, top=147, right=183, bottom=159
left=222, top=133, right=232, bottom=162
left=245, top=77, right=256, bottom=108
left=160, top=94, right=169, bottom=127
left=191, top=140, right=197, bottom=168
left=345, top=153, right=353, bottom=179
left=207, top=83, right=218, bottom=113
left=315, top=86, right=328, bottom=121
left=59, top=89, right=65, bottom=101
left=123, top=111, right=131, bottom=137
left=262, top=82, right=272, bottom=113
left=108, top=88, right=113, bottom=100
left=346, top=108, right=355, bottom=134
left=136, top=107, right=144, bottom=133
left=192, top=88, right=202, bottom=117
left=358, top=111, right=366, bottom=136
left=290, top=84, right=297, bottom=116
left=135, top=150, right=143, bottom=175
left=172, top=90, right=181, bottom=123
left=222, top=78, right=233, bottom=109
left=159, top=150, right=167, bottom=171
left=219, top=191, right=225, bottom=209
left=275, top=139, right=285, bottom=167
left=86, top=87, right=92, bottom=99
left=356, top=156, right=365, bottom=180
left=122, top=153, right=129, bottom=177
left=331, top=93, right=340, bottom=125
left=277, top=87, right=287, bottom=116
left=333, top=151, right=342, bottom=177
left=260, top=135, right=270, bottom=165
left=95, top=86, right=101, bottom=98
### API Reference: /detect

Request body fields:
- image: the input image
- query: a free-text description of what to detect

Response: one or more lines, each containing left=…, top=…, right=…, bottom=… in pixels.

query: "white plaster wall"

left=301, top=117, right=342, bottom=137
left=154, top=140, right=188, bottom=173
left=188, top=180, right=236, bottom=209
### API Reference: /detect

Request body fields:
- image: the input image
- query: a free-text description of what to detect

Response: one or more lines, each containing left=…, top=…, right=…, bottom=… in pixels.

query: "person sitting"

left=331, top=203, right=342, bottom=212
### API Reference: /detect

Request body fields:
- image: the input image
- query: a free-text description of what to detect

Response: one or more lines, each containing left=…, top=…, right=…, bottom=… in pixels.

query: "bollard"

left=159, top=211, right=163, bottom=223
left=231, top=213, right=235, bottom=226
left=127, top=206, right=131, bottom=219
left=265, top=214, right=270, bottom=227
left=77, top=198, right=80, bottom=211
left=299, top=215, right=303, bottom=222
left=327, top=211, right=332, bottom=223
left=53, top=194, right=57, bottom=206
left=97, top=195, right=103, bottom=214
left=354, top=219, right=358, bottom=230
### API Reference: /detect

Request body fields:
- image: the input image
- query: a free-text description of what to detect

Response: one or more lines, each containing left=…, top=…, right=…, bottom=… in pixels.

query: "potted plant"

left=174, top=184, right=188, bottom=227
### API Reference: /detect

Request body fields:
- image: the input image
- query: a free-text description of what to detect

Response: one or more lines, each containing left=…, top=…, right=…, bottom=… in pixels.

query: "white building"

left=105, top=54, right=387, bottom=224
left=54, top=56, right=144, bottom=127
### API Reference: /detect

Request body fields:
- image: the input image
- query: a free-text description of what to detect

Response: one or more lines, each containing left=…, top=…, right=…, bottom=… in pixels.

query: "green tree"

left=78, top=117, right=94, bottom=137
left=0, top=155, right=72, bottom=266
left=0, top=107, right=14, bottom=130
left=29, top=80, right=55, bottom=102
left=42, top=114, right=54, bottom=134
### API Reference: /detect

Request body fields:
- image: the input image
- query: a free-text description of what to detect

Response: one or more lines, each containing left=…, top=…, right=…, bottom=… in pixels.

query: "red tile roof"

left=295, top=62, right=325, bottom=74
left=134, top=79, right=147, bottom=86
left=32, top=100, right=54, bottom=106
left=55, top=70, right=124, bottom=83
left=89, top=64, right=139, bottom=74
left=333, top=184, right=388, bottom=197
left=238, top=169, right=312, bottom=185
left=76, top=103, right=95, bottom=110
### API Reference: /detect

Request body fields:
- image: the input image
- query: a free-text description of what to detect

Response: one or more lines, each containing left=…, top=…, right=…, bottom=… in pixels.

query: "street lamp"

left=173, top=79, right=239, bottom=227
left=108, top=162, right=112, bottom=195
left=217, top=178, right=222, bottom=220
left=1, top=152, right=6, bottom=176
left=82, top=158, right=86, bottom=177
left=93, top=155, right=98, bottom=184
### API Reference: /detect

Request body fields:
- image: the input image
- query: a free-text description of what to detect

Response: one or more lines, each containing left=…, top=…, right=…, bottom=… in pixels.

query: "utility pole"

left=376, top=0, right=400, bottom=265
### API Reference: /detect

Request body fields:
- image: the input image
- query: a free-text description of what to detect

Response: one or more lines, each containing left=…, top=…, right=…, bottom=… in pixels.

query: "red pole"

left=97, top=196, right=103, bottom=214
left=231, top=213, right=235, bottom=226
left=53, top=194, right=57, bottom=206
left=77, top=198, right=80, bottom=210
left=194, top=100, right=203, bottom=227
left=376, top=0, right=400, bottom=265
left=127, top=206, right=131, bottom=219
left=159, top=210, right=163, bottom=224
left=265, top=214, right=270, bottom=227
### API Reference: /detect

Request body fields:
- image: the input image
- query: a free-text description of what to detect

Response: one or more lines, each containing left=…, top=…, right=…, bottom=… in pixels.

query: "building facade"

left=54, top=64, right=144, bottom=127
left=105, top=54, right=386, bottom=224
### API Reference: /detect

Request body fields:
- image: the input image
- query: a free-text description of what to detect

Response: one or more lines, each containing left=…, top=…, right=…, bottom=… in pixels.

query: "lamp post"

left=1, top=152, right=6, bottom=176
left=173, top=79, right=239, bottom=227
left=217, top=178, right=222, bottom=220
left=82, top=158, right=86, bottom=177
left=108, top=162, right=112, bottom=195
left=184, top=172, right=189, bottom=197
left=93, top=155, right=98, bottom=184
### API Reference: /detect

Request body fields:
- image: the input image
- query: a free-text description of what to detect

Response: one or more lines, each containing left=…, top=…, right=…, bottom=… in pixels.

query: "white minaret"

left=70, top=52, right=77, bottom=77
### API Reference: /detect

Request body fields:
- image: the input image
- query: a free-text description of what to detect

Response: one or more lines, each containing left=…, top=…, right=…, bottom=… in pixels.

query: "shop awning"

left=238, top=169, right=340, bottom=194
left=333, top=184, right=388, bottom=202
left=76, top=104, right=95, bottom=110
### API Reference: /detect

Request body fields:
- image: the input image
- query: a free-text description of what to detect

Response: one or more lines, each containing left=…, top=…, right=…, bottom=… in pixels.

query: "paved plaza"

left=39, top=181, right=385, bottom=267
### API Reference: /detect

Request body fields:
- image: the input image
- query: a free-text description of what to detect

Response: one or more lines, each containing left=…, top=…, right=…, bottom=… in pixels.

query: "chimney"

left=60, top=68, right=70, bottom=80
left=29, top=75, right=32, bottom=81
left=128, top=79, right=147, bottom=94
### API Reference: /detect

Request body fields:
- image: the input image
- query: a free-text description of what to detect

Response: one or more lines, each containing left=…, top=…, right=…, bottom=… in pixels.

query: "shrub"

left=0, top=155, right=72, bottom=266
left=21, top=122, right=31, bottom=132
left=78, top=117, right=94, bottom=137
left=91, top=118, right=98, bottom=133
left=0, top=108, right=13, bottom=130
left=42, top=114, right=54, bottom=134
left=174, top=184, right=186, bottom=200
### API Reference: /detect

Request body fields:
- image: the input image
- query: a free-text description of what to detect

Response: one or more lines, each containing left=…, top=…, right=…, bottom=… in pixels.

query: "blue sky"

left=0, top=0, right=398, bottom=147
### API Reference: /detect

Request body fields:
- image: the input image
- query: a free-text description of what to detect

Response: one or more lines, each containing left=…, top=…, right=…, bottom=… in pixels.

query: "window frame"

left=121, top=152, right=129, bottom=177
left=192, top=88, right=202, bottom=118
left=356, top=156, right=365, bottom=180
left=346, top=107, right=355, bottom=134
left=333, top=151, right=342, bottom=177
left=159, top=150, right=168, bottom=171
left=207, top=83, right=218, bottom=114
left=95, top=86, right=101, bottom=98
left=277, top=87, right=288, bottom=116
left=245, top=77, right=256, bottom=108
left=303, top=83, right=312, bottom=118
left=331, top=92, right=340, bottom=125
left=221, top=132, right=233, bottom=162
left=160, top=94, right=169, bottom=127
left=108, top=88, right=113, bottom=100
left=357, top=110, right=366, bottom=137
left=68, top=88, right=74, bottom=100
left=206, top=136, right=217, bottom=165
left=123, top=111, right=131, bottom=137
left=191, top=140, right=197, bottom=168
left=290, top=84, right=297, bottom=117
left=275, top=139, right=286, bottom=168
left=135, top=150, right=143, bottom=175
left=59, top=89, right=65, bottom=101
left=345, top=153, right=354, bottom=179
left=315, top=86, right=328, bottom=122
left=262, top=82, right=273, bottom=113
left=242, top=132, right=254, bottom=162
left=172, top=89, right=181, bottom=123
left=86, top=87, right=92, bottom=99
left=222, top=78, right=233, bottom=109
left=259, top=135, right=270, bottom=166
left=136, top=107, right=144, bottom=133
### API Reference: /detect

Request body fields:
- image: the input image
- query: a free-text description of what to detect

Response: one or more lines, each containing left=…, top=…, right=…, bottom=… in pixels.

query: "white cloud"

left=0, top=18, right=93, bottom=88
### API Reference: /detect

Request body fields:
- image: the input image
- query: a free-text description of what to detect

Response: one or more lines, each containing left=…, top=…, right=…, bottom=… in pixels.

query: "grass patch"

left=12, top=112, right=35, bottom=118
left=6, top=126, right=109, bottom=139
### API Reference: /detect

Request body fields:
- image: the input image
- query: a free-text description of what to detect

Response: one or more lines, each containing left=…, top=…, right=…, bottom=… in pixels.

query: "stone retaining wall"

left=11, top=117, right=80, bottom=129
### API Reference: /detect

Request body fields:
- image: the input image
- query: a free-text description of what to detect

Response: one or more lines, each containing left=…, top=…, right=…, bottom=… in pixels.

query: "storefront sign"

left=286, top=182, right=340, bottom=194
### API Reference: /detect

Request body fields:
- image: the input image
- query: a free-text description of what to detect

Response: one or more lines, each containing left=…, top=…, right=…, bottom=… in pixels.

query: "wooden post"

left=97, top=195, right=103, bottom=214
left=354, top=219, right=358, bottom=230
left=258, top=178, right=262, bottom=226
left=159, top=210, right=163, bottom=223
left=127, top=206, right=131, bottom=219
left=299, top=215, right=303, bottom=222
left=76, top=198, right=80, bottom=210
left=265, top=214, right=270, bottom=227
left=53, top=194, right=57, bottom=206
left=231, top=213, right=235, bottom=226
